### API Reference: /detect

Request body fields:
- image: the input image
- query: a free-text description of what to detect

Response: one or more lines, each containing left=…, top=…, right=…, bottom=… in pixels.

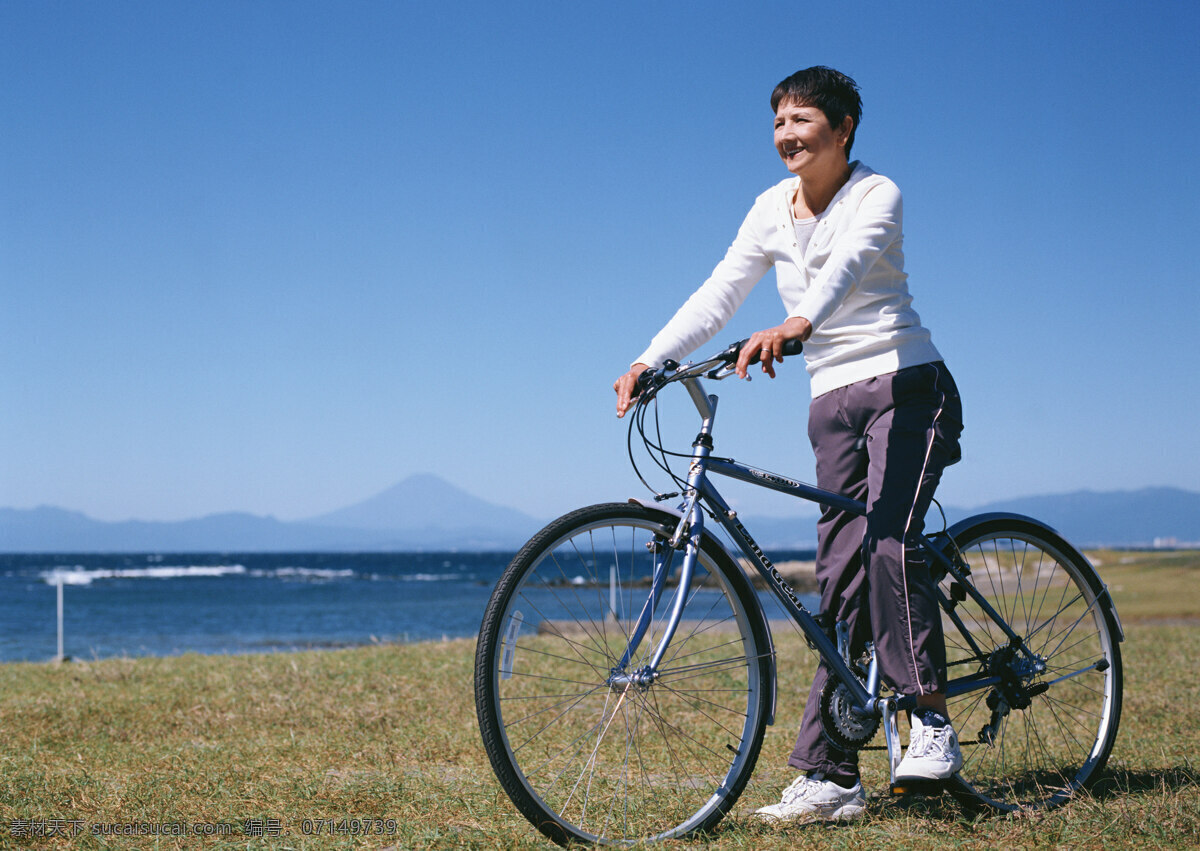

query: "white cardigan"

left=635, top=162, right=942, bottom=397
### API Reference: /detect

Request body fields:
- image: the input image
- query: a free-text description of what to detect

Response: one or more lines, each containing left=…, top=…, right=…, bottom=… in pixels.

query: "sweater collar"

left=784, top=160, right=872, bottom=209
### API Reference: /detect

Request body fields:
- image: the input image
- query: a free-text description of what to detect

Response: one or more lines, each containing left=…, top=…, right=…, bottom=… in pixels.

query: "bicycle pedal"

left=890, top=776, right=949, bottom=796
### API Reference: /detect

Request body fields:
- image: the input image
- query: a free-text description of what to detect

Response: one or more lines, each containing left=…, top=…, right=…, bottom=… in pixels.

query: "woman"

left=613, top=66, right=964, bottom=822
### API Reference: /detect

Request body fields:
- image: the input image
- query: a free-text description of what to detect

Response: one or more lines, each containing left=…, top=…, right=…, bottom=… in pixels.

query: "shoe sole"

left=894, top=755, right=964, bottom=782
left=830, top=803, right=866, bottom=821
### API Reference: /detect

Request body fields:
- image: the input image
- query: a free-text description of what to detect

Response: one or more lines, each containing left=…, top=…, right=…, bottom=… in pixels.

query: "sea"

left=0, top=550, right=818, bottom=663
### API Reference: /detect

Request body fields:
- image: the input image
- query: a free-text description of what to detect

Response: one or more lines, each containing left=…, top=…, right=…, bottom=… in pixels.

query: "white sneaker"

left=895, top=710, right=963, bottom=780
left=752, top=772, right=867, bottom=822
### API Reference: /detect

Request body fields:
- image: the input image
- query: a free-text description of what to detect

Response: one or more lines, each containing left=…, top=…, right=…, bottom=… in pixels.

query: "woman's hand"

left=613, top=363, right=651, bottom=418
left=734, top=316, right=812, bottom=379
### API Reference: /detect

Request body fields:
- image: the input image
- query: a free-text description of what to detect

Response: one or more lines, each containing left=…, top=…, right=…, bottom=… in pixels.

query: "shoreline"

left=748, top=558, right=817, bottom=592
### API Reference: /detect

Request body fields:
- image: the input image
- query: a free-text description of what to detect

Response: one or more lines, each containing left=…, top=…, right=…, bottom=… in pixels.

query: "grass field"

left=0, top=551, right=1197, bottom=849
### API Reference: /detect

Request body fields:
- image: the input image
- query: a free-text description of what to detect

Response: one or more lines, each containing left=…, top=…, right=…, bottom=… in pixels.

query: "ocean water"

left=0, top=551, right=817, bottom=663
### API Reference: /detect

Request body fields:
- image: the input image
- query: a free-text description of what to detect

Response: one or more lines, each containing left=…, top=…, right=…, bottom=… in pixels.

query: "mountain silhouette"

left=940, top=486, right=1200, bottom=547
left=1, top=480, right=1197, bottom=552
left=306, top=473, right=536, bottom=534
left=0, top=475, right=542, bottom=552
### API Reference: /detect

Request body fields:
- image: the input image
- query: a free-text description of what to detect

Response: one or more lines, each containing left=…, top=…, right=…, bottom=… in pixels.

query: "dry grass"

left=1085, top=549, right=1200, bottom=623
left=0, top=552, right=1196, bottom=849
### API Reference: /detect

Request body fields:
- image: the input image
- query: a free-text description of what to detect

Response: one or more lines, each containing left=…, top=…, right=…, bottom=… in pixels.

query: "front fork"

left=610, top=505, right=704, bottom=684
left=610, top=388, right=717, bottom=686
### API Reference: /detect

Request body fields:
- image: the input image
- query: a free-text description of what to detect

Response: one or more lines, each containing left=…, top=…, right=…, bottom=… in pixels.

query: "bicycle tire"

left=475, top=502, right=773, bottom=845
left=937, top=515, right=1123, bottom=811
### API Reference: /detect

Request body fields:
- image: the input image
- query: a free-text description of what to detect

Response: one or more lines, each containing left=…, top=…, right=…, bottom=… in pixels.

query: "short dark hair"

left=771, top=66, right=863, bottom=157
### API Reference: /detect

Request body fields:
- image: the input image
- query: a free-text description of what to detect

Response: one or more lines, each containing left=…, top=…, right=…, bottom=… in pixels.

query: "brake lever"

left=705, top=364, right=741, bottom=381
left=708, top=337, right=804, bottom=380
left=630, top=358, right=680, bottom=402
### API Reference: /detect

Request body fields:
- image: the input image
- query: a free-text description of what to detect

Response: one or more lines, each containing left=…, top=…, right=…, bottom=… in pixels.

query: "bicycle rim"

left=475, top=504, right=770, bottom=845
left=940, top=519, right=1122, bottom=810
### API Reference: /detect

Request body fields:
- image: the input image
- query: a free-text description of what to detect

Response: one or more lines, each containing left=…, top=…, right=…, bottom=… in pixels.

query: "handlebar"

left=632, top=336, right=804, bottom=400
left=624, top=336, right=805, bottom=499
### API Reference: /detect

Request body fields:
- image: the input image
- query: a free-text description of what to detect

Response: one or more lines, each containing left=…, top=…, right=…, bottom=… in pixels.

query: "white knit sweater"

left=635, top=162, right=942, bottom=397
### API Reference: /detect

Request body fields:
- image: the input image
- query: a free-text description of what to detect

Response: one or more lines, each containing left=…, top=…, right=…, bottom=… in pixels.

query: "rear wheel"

left=475, top=503, right=772, bottom=845
left=938, top=516, right=1123, bottom=810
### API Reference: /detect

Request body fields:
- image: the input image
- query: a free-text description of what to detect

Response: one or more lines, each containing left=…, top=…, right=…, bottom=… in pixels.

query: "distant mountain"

left=1, top=481, right=1196, bottom=553
left=0, top=475, right=543, bottom=552
left=710, top=486, right=1200, bottom=550
left=306, top=474, right=538, bottom=538
left=0, top=506, right=397, bottom=553
left=941, top=487, right=1200, bottom=547
left=687, top=487, right=1200, bottom=550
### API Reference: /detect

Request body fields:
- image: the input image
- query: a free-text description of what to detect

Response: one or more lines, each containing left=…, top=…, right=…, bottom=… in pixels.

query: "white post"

left=55, top=578, right=64, bottom=663
left=609, top=564, right=618, bottom=623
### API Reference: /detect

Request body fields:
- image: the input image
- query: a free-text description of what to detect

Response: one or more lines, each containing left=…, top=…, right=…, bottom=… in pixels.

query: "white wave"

left=40, top=564, right=247, bottom=586
left=405, top=572, right=477, bottom=582
left=252, top=567, right=355, bottom=581
left=35, top=564, right=485, bottom=586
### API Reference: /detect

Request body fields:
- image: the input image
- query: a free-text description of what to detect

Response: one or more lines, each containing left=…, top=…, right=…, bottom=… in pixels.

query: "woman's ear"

left=838, top=115, right=854, bottom=147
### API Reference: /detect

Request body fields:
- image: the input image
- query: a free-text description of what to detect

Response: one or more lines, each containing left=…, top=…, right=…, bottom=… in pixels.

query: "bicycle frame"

left=477, top=344, right=1125, bottom=841
left=618, top=367, right=1044, bottom=728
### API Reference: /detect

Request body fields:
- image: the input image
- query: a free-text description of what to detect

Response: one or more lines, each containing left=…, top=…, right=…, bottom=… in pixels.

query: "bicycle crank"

left=818, top=675, right=880, bottom=751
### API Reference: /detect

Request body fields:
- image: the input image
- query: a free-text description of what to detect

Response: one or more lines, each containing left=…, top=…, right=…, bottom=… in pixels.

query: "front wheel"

left=475, top=503, right=773, bottom=845
left=938, top=515, right=1123, bottom=811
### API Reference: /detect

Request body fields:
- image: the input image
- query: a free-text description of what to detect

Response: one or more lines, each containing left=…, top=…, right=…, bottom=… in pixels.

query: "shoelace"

left=780, top=775, right=824, bottom=803
left=910, top=724, right=954, bottom=758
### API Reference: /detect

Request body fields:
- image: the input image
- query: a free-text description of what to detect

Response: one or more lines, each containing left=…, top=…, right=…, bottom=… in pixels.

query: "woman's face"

left=773, top=100, right=851, bottom=178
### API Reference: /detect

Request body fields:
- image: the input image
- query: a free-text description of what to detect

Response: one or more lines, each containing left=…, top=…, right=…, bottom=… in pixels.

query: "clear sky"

left=3, top=0, right=1198, bottom=524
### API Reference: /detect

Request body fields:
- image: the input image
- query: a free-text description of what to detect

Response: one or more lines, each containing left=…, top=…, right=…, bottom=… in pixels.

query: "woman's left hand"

left=735, top=316, right=812, bottom=379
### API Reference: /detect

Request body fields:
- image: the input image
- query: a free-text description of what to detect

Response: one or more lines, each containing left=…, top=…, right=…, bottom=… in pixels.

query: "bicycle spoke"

left=936, top=522, right=1121, bottom=812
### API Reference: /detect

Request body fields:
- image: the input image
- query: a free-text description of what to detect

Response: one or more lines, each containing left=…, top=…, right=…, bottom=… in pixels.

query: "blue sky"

left=3, top=1, right=1198, bottom=524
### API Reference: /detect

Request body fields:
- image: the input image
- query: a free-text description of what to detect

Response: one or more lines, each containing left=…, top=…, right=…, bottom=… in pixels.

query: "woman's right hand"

left=613, top=363, right=651, bottom=418
left=734, top=316, right=812, bottom=380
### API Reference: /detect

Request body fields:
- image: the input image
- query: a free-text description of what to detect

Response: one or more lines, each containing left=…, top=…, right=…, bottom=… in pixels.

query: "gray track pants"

left=788, top=361, right=963, bottom=778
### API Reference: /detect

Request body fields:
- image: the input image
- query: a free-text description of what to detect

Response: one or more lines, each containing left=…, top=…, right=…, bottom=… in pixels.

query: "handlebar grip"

left=749, top=337, right=804, bottom=364
left=782, top=337, right=805, bottom=357
left=732, top=337, right=805, bottom=365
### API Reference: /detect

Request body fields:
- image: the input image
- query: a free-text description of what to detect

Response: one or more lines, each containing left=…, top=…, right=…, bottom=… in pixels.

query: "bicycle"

left=474, top=339, right=1124, bottom=845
